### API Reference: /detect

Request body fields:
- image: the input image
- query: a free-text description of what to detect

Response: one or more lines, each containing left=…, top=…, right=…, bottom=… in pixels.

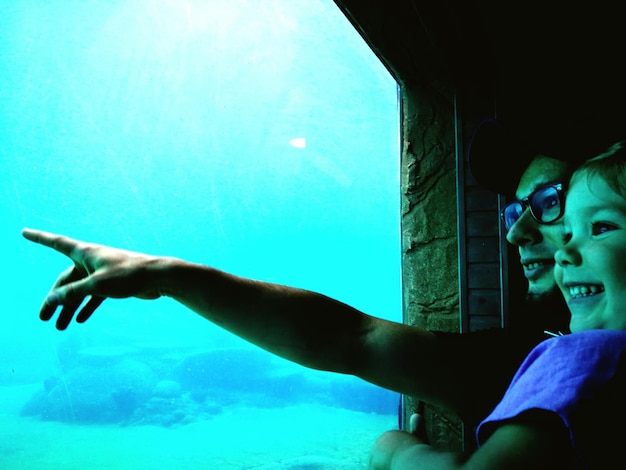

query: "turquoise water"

left=1, top=1, right=401, bottom=468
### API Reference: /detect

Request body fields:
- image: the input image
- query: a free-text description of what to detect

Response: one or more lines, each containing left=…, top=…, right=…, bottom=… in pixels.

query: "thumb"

left=409, top=412, right=423, bottom=435
left=408, top=412, right=429, bottom=443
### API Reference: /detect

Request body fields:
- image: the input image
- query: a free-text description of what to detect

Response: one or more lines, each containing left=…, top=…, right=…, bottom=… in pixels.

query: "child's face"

left=554, top=174, right=626, bottom=333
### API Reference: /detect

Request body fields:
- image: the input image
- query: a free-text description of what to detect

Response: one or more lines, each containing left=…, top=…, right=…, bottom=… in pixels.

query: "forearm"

left=154, top=257, right=370, bottom=373
left=153, top=258, right=465, bottom=410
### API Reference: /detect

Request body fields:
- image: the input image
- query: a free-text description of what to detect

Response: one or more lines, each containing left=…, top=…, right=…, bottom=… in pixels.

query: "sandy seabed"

left=1, top=385, right=397, bottom=470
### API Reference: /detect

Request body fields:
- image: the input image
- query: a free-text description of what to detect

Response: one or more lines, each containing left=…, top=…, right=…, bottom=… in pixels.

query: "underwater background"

left=1, top=1, right=401, bottom=468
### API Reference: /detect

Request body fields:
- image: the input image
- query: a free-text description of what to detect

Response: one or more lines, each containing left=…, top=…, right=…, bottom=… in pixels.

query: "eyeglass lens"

left=502, top=186, right=562, bottom=230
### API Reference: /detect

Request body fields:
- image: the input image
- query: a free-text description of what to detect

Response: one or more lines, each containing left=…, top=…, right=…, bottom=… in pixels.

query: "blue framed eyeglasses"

left=501, top=183, right=564, bottom=230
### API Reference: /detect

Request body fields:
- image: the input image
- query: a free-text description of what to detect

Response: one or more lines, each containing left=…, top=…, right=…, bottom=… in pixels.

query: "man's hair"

left=467, top=119, right=619, bottom=197
left=547, top=157, right=580, bottom=190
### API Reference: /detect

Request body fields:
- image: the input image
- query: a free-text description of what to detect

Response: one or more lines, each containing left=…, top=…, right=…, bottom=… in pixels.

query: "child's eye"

left=592, top=222, right=618, bottom=235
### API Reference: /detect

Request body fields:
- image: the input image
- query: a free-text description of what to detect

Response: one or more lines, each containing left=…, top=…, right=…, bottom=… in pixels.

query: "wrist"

left=148, top=256, right=186, bottom=297
left=151, top=257, right=218, bottom=300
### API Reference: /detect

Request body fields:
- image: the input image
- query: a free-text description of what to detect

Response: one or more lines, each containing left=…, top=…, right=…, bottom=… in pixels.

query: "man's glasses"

left=501, top=183, right=564, bottom=231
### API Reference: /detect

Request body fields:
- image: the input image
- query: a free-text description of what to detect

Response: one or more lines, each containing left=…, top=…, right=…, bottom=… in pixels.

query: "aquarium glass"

left=1, top=0, right=401, bottom=468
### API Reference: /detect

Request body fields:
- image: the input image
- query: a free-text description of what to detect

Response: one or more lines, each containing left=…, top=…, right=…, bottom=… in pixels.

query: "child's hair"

left=570, top=140, right=626, bottom=199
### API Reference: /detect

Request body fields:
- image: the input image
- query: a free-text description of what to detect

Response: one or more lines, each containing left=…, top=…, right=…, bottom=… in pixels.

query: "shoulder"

left=484, top=331, right=626, bottom=417
left=525, top=330, right=626, bottom=373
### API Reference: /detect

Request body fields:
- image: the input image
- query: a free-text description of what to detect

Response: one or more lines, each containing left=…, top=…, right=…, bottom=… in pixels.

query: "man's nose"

left=505, top=209, right=542, bottom=246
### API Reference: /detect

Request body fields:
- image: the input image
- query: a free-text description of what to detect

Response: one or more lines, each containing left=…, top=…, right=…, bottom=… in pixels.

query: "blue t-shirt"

left=476, top=329, right=626, bottom=468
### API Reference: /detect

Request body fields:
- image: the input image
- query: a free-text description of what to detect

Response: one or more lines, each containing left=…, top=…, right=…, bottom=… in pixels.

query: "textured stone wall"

left=399, top=81, right=463, bottom=450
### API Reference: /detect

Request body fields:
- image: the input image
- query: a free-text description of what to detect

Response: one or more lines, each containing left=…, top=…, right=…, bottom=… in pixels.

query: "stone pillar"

left=400, top=81, right=462, bottom=450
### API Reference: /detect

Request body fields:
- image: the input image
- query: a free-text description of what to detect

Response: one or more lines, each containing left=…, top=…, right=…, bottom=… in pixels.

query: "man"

left=425, top=118, right=582, bottom=426
left=20, top=119, right=595, bottom=432
left=470, top=118, right=581, bottom=310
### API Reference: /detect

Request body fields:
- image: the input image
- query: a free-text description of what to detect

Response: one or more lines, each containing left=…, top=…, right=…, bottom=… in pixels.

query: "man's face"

left=506, top=155, right=572, bottom=301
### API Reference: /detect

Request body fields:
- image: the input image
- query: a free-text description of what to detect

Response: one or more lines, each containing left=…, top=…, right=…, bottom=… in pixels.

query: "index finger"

left=22, top=228, right=81, bottom=257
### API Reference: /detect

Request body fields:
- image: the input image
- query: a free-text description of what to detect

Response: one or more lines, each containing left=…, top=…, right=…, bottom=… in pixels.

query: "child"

left=370, top=141, right=626, bottom=469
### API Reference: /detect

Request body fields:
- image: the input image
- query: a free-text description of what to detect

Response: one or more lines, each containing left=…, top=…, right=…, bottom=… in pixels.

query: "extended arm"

left=22, top=228, right=463, bottom=410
